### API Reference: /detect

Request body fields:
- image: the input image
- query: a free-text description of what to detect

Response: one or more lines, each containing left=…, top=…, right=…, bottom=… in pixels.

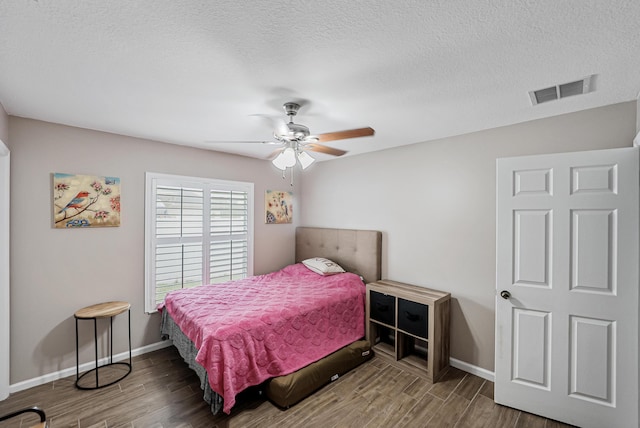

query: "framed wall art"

left=53, top=173, right=121, bottom=228
left=265, top=190, right=293, bottom=224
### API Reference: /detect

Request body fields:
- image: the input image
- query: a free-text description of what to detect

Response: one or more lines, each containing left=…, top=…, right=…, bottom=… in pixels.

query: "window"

left=145, top=172, right=253, bottom=312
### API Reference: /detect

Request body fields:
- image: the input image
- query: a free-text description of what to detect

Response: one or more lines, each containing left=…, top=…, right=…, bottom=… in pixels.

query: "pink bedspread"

left=161, top=263, right=366, bottom=413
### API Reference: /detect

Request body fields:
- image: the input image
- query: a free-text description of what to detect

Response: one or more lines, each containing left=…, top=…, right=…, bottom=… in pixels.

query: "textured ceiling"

left=1, top=0, right=639, bottom=161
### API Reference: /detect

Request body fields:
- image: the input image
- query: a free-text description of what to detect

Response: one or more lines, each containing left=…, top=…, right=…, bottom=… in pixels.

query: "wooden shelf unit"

left=366, top=280, right=450, bottom=383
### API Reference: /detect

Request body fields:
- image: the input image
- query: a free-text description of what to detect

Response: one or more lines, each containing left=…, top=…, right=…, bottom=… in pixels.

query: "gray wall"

left=299, top=101, right=637, bottom=371
left=8, top=117, right=299, bottom=383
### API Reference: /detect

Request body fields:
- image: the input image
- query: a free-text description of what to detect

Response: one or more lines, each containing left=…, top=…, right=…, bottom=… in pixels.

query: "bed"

left=160, top=227, right=382, bottom=414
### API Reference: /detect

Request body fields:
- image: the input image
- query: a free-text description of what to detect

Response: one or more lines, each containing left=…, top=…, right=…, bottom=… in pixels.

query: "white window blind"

left=209, top=189, right=249, bottom=283
left=145, top=173, right=253, bottom=313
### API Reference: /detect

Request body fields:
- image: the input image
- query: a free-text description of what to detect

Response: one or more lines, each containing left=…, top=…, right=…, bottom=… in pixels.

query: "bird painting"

left=53, top=173, right=121, bottom=228
left=57, top=191, right=90, bottom=214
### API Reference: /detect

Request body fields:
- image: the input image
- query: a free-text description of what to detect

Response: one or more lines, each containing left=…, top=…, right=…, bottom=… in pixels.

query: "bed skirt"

left=160, top=309, right=223, bottom=415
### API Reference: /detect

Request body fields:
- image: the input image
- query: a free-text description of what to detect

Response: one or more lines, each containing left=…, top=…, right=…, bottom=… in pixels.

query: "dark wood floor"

left=0, top=346, right=574, bottom=428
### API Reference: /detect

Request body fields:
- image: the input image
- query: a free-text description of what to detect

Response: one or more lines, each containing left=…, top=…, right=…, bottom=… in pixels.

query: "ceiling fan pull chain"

left=290, top=167, right=294, bottom=187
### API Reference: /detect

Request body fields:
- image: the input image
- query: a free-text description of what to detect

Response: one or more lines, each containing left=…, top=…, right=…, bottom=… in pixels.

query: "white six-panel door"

left=495, top=147, right=639, bottom=428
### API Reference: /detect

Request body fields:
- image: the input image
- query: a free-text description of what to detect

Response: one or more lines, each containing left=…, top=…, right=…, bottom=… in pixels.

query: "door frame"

left=0, top=140, right=9, bottom=400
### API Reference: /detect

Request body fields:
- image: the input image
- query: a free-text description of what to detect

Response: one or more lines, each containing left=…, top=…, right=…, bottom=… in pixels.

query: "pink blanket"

left=162, top=263, right=366, bottom=413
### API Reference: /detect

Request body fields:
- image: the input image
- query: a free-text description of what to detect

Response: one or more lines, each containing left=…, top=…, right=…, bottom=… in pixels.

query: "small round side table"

left=74, top=301, right=132, bottom=389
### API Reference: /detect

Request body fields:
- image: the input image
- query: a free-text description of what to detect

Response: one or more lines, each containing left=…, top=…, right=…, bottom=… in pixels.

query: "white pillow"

left=302, top=257, right=346, bottom=276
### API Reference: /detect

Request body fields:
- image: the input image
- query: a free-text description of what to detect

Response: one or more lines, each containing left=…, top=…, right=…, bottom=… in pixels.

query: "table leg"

left=93, top=318, right=98, bottom=388
left=128, top=309, right=132, bottom=366
left=75, top=318, right=79, bottom=382
left=109, top=316, right=113, bottom=365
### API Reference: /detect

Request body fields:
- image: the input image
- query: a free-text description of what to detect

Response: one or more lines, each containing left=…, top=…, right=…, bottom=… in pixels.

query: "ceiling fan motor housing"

left=276, top=102, right=311, bottom=139
left=285, top=122, right=310, bottom=139
left=272, top=100, right=372, bottom=155
left=283, top=102, right=301, bottom=117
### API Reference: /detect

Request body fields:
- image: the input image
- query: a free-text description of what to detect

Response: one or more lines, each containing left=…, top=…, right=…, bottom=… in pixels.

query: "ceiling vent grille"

left=529, top=75, right=595, bottom=105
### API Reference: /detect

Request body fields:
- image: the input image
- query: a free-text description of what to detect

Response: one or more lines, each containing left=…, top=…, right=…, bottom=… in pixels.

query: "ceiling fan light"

left=297, top=151, right=315, bottom=169
left=283, top=148, right=297, bottom=167
left=271, top=151, right=288, bottom=170
left=272, top=148, right=298, bottom=170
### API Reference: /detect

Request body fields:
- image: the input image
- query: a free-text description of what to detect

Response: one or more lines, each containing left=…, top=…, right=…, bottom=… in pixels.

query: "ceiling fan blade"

left=305, top=143, right=347, bottom=157
left=204, top=140, right=280, bottom=145
left=273, top=118, right=289, bottom=138
left=266, top=148, right=285, bottom=160
left=316, top=127, right=374, bottom=143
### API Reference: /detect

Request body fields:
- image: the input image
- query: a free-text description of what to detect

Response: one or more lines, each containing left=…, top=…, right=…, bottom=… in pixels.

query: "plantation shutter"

left=145, top=173, right=253, bottom=312
left=153, top=185, right=204, bottom=305
left=210, top=189, right=249, bottom=283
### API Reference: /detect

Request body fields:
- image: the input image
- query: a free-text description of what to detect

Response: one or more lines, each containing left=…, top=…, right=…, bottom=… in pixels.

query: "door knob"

left=500, top=290, right=511, bottom=299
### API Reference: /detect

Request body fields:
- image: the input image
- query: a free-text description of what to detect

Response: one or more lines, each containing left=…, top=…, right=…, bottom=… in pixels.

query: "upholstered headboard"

left=295, top=227, right=382, bottom=284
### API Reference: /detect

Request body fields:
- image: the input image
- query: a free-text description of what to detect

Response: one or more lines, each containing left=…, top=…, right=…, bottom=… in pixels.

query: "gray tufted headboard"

left=295, top=227, right=382, bottom=284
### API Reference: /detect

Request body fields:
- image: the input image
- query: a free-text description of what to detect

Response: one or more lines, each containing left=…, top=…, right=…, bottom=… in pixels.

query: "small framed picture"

left=265, top=190, right=293, bottom=224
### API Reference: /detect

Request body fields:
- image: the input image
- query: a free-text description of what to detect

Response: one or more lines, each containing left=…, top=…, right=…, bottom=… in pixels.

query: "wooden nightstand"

left=366, top=280, right=450, bottom=383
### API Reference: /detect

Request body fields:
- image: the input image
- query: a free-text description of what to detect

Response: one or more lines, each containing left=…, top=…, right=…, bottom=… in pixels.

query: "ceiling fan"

left=266, top=101, right=375, bottom=171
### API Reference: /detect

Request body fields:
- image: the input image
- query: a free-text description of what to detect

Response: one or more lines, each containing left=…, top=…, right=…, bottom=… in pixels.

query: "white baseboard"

left=8, top=340, right=173, bottom=394
left=8, top=342, right=494, bottom=395
left=449, top=357, right=495, bottom=382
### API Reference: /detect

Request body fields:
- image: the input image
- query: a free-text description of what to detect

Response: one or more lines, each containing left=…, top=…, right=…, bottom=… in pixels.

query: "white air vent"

left=529, top=75, right=595, bottom=105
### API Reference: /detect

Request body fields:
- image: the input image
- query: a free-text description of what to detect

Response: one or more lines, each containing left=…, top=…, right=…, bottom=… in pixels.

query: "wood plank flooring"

left=0, top=346, right=575, bottom=428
